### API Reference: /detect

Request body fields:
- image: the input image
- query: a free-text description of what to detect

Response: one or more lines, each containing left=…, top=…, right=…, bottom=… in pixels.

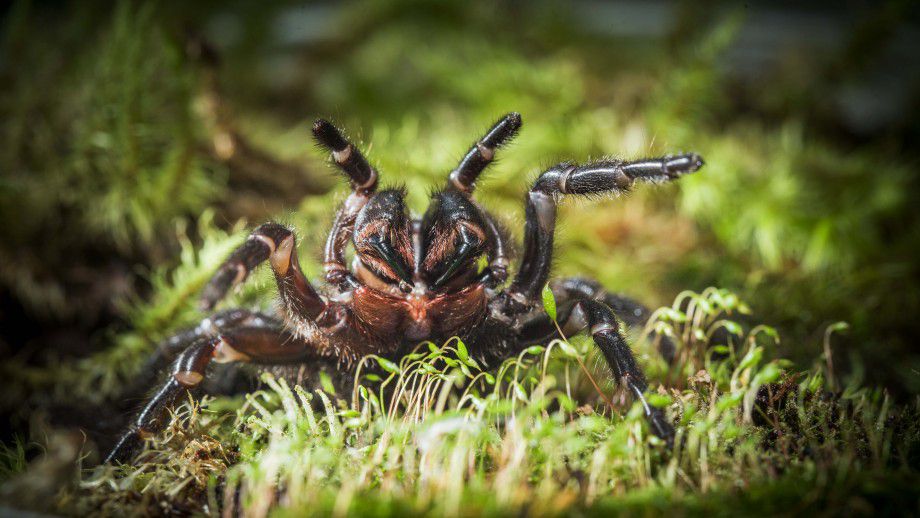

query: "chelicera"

left=107, top=113, right=703, bottom=462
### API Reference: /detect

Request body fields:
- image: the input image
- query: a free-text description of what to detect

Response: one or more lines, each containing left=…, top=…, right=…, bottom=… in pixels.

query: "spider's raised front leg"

left=446, top=112, right=521, bottom=194
left=498, top=153, right=703, bottom=443
left=445, top=113, right=522, bottom=286
left=313, top=119, right=380, bottom=291
left=506, top=154, right=703, bottom=304
left=106, top=311, right=322, bottom=463
left=200, top=222, right=325, bottom=323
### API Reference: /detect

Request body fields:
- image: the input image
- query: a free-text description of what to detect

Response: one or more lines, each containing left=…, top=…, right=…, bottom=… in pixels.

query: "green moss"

left=43, top=289, right=920, bottom=516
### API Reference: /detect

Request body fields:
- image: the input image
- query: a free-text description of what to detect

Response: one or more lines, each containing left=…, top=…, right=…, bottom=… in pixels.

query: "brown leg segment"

left=200, top=222, right=325, bottom=320
left=106, top=317, right=319, bottom=464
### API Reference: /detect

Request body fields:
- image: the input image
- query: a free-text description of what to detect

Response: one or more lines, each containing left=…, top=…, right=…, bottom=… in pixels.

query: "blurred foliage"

left=0, top=1, right=222, bottom=319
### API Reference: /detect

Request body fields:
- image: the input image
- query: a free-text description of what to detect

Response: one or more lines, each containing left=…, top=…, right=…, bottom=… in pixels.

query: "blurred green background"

left=1, top=0, right=918, bottom=434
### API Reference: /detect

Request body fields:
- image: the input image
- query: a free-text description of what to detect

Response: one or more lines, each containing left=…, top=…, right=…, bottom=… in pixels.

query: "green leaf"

left=476, top=253, right=489, bottom=274
left=737, top=346, right=763, bottom=372
left=827, top=321, right=850, bottom=334
left=525, top=345, right=545, bottom=356
left=319, top=371, right=336, bottom=395
left=722, top=321, right=744, bottom=336
left=716, top=391, right=744, bottom=411
left=753, top=363, right=783, bottom=385
left=512, top=382, right=528, bottom=401
left=663, top=308, right=687, bottom=323
left=542, top=284, right=557, bottom=321
left=456, top=339, right=469, bottom=364
left=375, top=357, right=401, bottom=374
left=646, top=394, right=672, bottom=408
left=557, top=340, right=579, bottom=357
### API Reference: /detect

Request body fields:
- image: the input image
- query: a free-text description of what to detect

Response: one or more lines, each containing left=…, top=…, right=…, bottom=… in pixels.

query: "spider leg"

left=552, top=277, right=677, bottom=363
left=479, top=211, right=512, bottom=287
left=106, top=314, right=320, bottom=464
left=447, top=112, right=522, bottom=194
left=439, top=111, right=522, bottom=286
left=312, top=119, right=379, bottom=290
left=504, top=154, right=703, bottom=307
left=577, top=299, right=674, bottom=443
left=516, top=296, right=674, bottom=445
left=312, top=119, right=378, bottom=191
left=127, top=309, right=257, bottom=394
left=200, top=223, right=325, bottom=321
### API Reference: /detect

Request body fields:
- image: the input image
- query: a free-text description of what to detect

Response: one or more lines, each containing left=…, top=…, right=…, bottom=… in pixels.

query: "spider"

left=106, top=113, right=703, bottom=463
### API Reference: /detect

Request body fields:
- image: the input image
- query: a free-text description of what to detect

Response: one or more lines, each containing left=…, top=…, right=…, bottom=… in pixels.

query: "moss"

left=28, top=289, right=917, bottom=516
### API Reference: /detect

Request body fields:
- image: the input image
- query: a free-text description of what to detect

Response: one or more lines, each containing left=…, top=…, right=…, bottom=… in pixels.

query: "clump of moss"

left=20, top=289, right=915, bottom=516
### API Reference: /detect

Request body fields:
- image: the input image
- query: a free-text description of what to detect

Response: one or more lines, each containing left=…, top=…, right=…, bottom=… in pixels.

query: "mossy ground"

left=23, top=289, right=920, bottom=516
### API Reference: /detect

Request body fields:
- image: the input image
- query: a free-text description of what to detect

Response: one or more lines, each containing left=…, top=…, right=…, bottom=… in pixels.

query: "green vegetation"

left=1, top=0, right=918, bottom=515
left=55, top=290, right=920, bottom=516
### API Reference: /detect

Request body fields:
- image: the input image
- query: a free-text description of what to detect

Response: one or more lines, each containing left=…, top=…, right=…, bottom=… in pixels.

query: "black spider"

left=106, top=113, right=703, bottom=463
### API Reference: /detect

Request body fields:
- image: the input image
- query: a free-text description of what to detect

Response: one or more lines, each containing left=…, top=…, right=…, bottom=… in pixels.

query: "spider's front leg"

left=497, top=153, right=703, bottom=444
left=201, top=118, right=378, bottom=310
left=106, top=313, right=322, bottom=464
left=445, top=113, right=522, bottom=286
left=312, top=119, right=379, bottom=291
left=506, top=154, right=703, bottom=305
left=200, top=222, right=325, bottom=322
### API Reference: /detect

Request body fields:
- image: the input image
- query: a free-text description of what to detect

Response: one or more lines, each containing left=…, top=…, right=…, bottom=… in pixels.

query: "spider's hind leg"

left=515, top=294, right=675, bottom=446
left=552, top=277, right=678, bottom=364
left=106, top=313, right=320, bottom=464
left=122, top=309, right=257, bottom=398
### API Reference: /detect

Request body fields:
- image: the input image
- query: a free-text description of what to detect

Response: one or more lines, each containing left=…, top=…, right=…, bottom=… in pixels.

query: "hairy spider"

left=106, top=113, right=703, bottom=463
